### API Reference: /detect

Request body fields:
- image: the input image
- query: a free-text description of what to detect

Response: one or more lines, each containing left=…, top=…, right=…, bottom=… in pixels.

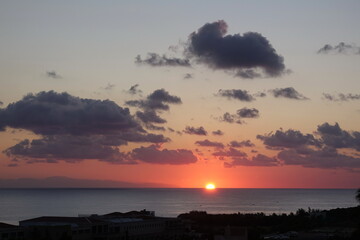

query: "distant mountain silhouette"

left=0, top=176, right=173, bottom=188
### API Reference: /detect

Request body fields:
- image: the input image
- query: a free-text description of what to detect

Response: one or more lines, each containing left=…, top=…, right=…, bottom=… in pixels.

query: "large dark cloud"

left=229, top=140, right=255, bottom=148
left=130, top=145, right=197, bottom=165
left=237, top=108, right=259, bottom=118
left=258, top=123, right=360, bottom=170
left=186, top=20, right=286, bottom=78
left=323, top=93, right=360, bottom=102
left=270, top=87, right=309, bottom=100
left=224, top=154, right=279, bottom=168
left=0, top=91, right=140, bottom=135
left=278, top=147, right=360, bottom=169
left=195, top=139, right=224, bottom=149
left=257, top=129, right=320, bottom=149
left=135, top=53, right=190, bottom=67
left=4, top=136, right=131, bottom=164
left=317, top=42, right=360, bottom=55
left=1, top=91, right=170, bottom=164
left=217, top=89, right=255, bottom=102
left=126, top=89, right=182, bottom=130
left=317, top=122, right=360, bottom=150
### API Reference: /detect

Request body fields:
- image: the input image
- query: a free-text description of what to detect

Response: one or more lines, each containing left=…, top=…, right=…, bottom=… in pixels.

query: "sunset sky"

left=0, top=0, right=360, bottom=188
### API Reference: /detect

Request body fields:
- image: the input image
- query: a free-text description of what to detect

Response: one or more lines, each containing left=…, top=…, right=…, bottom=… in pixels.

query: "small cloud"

left=218, top=112, right=243, bottom=124
left=8, top=163, right=18, bottom=167
left=126, top=89, right=182, bottom=126
left=237, top=107, right=259, bottom=118
left=103, top=83, right=115, bottom=91
left=195, top=139, right=224, bottom=148
left=323, top=93, right=360, bottom=102
left=183, top=126, right=208, bottom=136
left=229, top=140, right=255, bottom=148
left=46, top=71, right=61, bottom=79
left=317, top=42, right=360, bottom=55
left=0, top=101, right=3, bottom=107
left=212, top=130, right=224, bottom=136
left=128, top=84, right=142, bottom=95
left=270, top=87, right=309, bottom=100
left=184, top=73, right=193, bottom=79
left=217, top=89, right=255, bottom=102
left=135, top=53, right=190, bottom=67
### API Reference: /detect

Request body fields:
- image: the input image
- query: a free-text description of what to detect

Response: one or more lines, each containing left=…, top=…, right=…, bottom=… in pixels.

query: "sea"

left=0, top=188, right=357, bottom=225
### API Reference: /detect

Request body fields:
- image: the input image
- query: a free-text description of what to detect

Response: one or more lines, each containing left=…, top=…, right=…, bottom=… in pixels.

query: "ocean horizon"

left=0, top=188, right=357, bottom=225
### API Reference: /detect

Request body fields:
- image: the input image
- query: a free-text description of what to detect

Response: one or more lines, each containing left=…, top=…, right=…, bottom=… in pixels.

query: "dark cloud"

left=1, top=91, right=170, bottom=163
left=229, top=140, right=255, bottom=148
left=183, top=126, right=208, bottom=135
left=213, top=147, right=247, bottom=158
left=237, top=107, right=259, bottom=118
left=126, top=89, right=181, bottom=112
left=184, top=73, right=193, bottom=79
left=128, top=84, right=142, bottom=95
left=46, top=71, right=61, bottom=79
left=258, top=123, right=360, bottom=170
left=224, top=154, right=278, bottom=168
left=131, top=145, right=197, bottom=165
left=195, top=139, right=224, bottom=148
left=186, top=20, right=286, bottom=77
left=4, top=135, right=132, bottom=164
left=317, top=42, right=360, bottom=55
left=135, top=53, right=190, bottom=67
left=217, top=89, right=255, bottom=102
left=212, top=130, right=224, bottom=136
left=317, top=122, right=360, bottom=150
left=126, top=89, right=182, bottom=130
left=143, top=123, right=166, bottom=132
left=270, top=87, right=309, bottom=100
left=323, top=93, right=360, bottom=102
left=257, top=129, right=321, bottom=149
left=135, top=111, right=166, bottom=124
left=218, top=112, right=243, bottom=124
left=218, top=108, right=259, bottom=124
left=0, top=91, right=140, bottom=135
left=278, top=147, right=360, bottom=169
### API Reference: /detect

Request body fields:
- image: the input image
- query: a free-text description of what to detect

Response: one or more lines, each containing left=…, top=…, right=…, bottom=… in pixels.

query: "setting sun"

left=205, top=183, right=216, bottom=190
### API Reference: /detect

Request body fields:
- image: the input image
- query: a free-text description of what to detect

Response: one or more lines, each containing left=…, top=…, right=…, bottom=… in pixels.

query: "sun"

left=205, top=183, right=216, bottom=190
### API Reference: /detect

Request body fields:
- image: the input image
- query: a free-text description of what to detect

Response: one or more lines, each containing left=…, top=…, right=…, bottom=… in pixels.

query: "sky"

left=0, top=0, right=360, bottom=188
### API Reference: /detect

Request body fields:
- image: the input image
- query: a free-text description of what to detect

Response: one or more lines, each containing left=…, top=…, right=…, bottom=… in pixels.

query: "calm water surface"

left=0, top=188, right=357, bottom=224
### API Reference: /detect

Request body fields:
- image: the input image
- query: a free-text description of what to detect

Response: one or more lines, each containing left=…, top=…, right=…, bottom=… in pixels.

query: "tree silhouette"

left=356, top=189, right=360, bottom=204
